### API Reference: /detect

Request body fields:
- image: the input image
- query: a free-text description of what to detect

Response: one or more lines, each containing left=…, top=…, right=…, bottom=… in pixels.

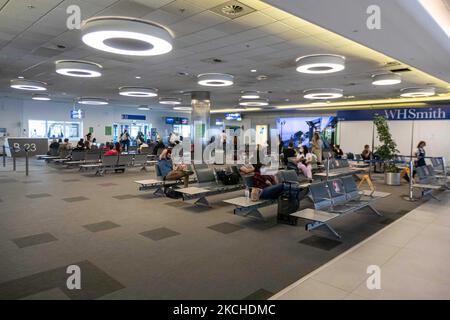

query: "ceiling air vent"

left=390, top=67, right=412, bottom=73
left=210, top=1, right=255, bottom=19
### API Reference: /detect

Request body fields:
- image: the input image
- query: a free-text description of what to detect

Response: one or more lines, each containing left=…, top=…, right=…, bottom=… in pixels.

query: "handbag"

left=250, top=187, right=262, bottom=202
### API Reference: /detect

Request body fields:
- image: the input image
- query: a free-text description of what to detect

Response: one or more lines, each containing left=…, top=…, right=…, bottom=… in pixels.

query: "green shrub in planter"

left=374, top=115, right=400, bottom=173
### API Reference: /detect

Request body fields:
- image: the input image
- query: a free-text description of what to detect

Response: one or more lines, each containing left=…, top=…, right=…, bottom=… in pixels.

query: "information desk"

left=4, top=137, right=48, bottom=157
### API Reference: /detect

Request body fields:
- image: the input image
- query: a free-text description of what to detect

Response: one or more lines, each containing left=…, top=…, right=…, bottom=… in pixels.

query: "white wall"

left=338, top=120, right=450, bottom=160
left=0, top=98, right=185, bottom=143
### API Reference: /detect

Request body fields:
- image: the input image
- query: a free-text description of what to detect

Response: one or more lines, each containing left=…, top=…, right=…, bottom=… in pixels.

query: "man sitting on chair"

left=158, top=146, right=193, bottom=188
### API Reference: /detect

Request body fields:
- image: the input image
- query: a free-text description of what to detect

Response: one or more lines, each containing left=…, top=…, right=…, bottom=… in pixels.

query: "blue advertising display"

left=225, top=113, right=242, bottom=121
left=337, top=105, right=450, bottom=121
left=121, top=114, right=146, bottom=120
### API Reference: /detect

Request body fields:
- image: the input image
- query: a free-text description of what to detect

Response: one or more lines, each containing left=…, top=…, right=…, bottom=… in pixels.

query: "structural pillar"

left=191, top=91, right=211, bottom=146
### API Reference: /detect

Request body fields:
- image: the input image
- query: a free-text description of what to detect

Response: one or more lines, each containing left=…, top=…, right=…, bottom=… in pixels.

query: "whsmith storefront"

left=336, top=105, right=450, bottom=160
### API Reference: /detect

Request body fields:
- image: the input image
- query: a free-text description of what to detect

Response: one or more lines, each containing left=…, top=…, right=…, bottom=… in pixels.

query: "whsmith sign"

left=337, top=106, right=450, bottom=121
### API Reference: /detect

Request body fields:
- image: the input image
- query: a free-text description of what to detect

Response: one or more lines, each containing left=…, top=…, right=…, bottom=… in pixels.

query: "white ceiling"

left=0, top=0, right=448, bottom=111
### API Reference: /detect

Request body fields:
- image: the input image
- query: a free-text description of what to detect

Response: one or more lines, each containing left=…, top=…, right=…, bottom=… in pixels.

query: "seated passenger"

left=104, top=142, right=121, bottom=156
left=48, top=139, right=60, bottom=155
left=158, top=148, right=193, bottom=188
left=73, top=139, right=85, bottom=151
left=361, top=144, right=372, bottom=161
left=282, top=141, right=297, bottom=165
left=296, top=145, right=315, bottom=183
left=333, top=144, right=344, bottom=159
left=90, top=138, right=98, bottom=149
left=252, top=164, right=285, bottom=200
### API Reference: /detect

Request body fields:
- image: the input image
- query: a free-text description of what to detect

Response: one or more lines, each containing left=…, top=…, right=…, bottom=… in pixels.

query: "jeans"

left=121, top=140, right=130, bottom=152
left=260, top=184, right=285, bottom=200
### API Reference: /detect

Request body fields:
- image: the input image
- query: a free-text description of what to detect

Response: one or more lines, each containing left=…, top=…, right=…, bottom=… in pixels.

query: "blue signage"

left=70, top=109, right=84, bottom=119
left=121, top=114, right=146, bottom=120
left=337, top=105, right=450, bottom=121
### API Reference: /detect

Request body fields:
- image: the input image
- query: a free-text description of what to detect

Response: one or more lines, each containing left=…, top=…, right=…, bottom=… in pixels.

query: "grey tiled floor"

left=0, top=159, right=430, bottom=299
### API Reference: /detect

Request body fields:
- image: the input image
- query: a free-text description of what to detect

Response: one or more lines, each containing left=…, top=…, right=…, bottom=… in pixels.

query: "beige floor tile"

left=276, top=278, right=349, bottom=300
left=311, top=257, right=369, bottom=292
left=346, top=242, right=401, bottom=266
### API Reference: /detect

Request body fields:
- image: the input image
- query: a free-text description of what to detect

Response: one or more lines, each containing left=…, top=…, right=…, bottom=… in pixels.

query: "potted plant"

left=373, top=115, right=401, bottom=185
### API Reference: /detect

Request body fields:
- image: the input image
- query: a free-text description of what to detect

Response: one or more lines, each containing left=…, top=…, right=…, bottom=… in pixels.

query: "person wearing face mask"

left=296, top=145, right=315, bottom=183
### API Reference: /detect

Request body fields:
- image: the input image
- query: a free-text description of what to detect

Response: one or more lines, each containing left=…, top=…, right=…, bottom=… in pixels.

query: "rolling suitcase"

left=277, top=183, right=301, bottom=225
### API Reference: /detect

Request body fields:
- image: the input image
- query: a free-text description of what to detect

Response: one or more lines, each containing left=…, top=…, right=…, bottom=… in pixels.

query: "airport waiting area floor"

left=0, top=158, right=437, bottom=300
left=272, top=190, right=450, bottom=300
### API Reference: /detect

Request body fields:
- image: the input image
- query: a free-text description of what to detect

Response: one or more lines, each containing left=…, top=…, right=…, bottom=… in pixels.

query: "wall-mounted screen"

left=165, top=117, right=175, bottom=125
left=225, top=113, right=241, bottom=121
left=277, top=116, right=337, bottom=149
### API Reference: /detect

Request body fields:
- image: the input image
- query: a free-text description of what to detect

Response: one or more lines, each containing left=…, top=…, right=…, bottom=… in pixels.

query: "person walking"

left=120, top=129, right=130, bottom=152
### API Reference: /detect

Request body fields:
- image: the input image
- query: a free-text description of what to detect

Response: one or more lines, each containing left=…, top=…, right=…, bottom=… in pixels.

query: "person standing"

left=120, top=129, right=130, bottom=152
left=311, top=132, right=323, bottom=164
left=415, top=141, right=427, bottom=167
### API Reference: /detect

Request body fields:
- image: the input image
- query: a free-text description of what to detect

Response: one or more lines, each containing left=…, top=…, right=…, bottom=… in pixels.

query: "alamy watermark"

left=366, top=5, right=381, bottom=30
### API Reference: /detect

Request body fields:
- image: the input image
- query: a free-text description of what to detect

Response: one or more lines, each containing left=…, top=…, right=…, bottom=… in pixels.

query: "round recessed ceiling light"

left=241, top=91, right=260, bottom=99
left=159, top=97, right=181, bottom=105
left=119, top=87, right=158, bottom=97
left=173, top=106, right=192, bottom=111
left=400, top=87, right=435, bottom=98
left=197, top=73, right=234, bottom=87
left=303, top=88, right=343, bottom=100
left=372, top=73, right=402, bottom=86
left=78, top=97, right=109, bottom=105
left=239, top=98, right=269, bottom=106
left=81, top=17, right=173, bottom=56
left=250, top=69, right=257, bottom=73
left=10, top=79, right=47, bottom=91
left=296, top=54, right=345, bottom=74
left=55, top=60, right=102, bottom=78
left=32, top=94, right=51, bottom=101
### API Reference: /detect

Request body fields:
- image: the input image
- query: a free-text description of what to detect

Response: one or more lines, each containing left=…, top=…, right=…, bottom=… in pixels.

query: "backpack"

left=164, top=186, right=182, bottom=199
left=216, top=170, right=240, bottom=185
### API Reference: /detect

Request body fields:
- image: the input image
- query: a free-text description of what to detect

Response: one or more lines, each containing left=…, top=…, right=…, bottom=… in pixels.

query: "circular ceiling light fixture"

left=10, top=79, right=47, bottom=91
left=119, top=86, right=158, bottom=97
left=372, top=73, right=402, bottom=86
left=241, top=91, right=260, bottom=99
left=78, top=97, right=109, bottom=105
left=400, top=87, right=435, bottom=98
left=239, top=98, right=269, bottom=106
left=197, top=73, right=234, bottom=87
left=159, top=97, right=181, bottom=105
left=173, top=106, right=192, bottom=111
left=303, top=88, right=343, bottom=100
left=55, top=60, right=102, bottom=78
left=32, top=94, right=51, bottom=101
left=81, top=17, right=173, bottom=56
left=296, top=54, right=345, bottom=74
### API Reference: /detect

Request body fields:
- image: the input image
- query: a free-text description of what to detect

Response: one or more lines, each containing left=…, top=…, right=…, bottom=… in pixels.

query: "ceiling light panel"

left=372, top=73, right=402, bottom=86
left=400, top=87, right=435, bottom=98
left=10, top=79, right=47, bottom=91
left=197, top=73, right=234, bottom=87
left=55, top=60, right=102, bottom=78
left=296, top=54, right=345, bottom=74
left=81, top=17, right=173, bottom=56
left=78, top=97, right=109, bottom=105
left=119, top=87, right=158, bottom=97
left=159, top=97, right=182, bottom=105
left=303, top=88, right=343, bottom=99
